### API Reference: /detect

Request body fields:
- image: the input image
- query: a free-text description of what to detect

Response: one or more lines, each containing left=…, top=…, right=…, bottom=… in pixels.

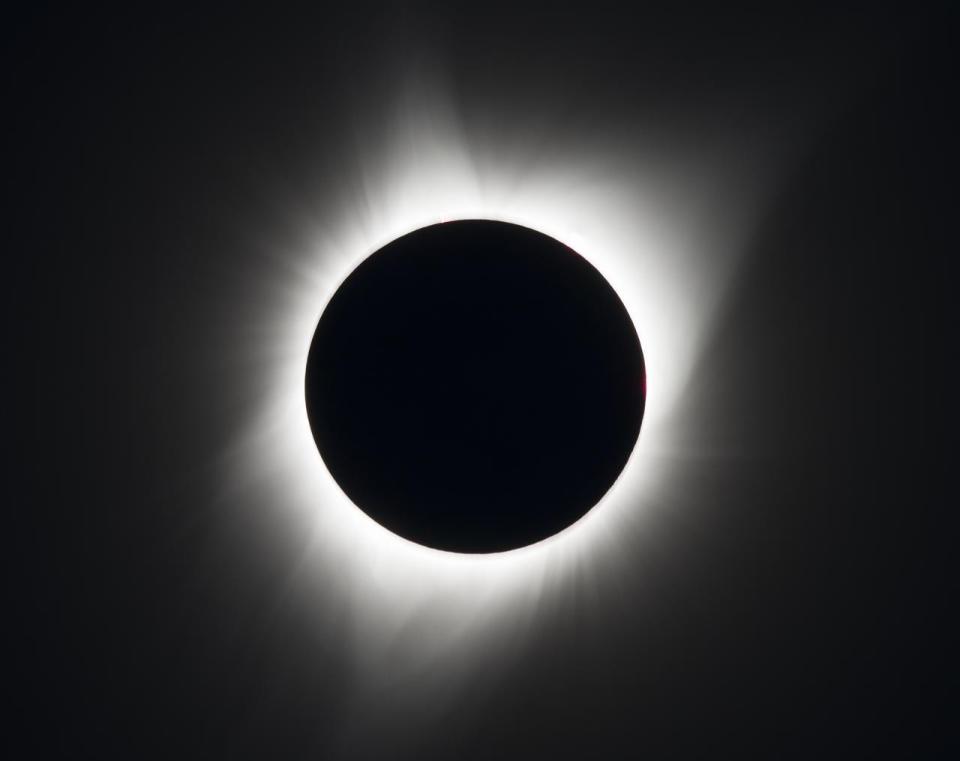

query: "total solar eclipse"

left=305, top=220, right=645, bottom=553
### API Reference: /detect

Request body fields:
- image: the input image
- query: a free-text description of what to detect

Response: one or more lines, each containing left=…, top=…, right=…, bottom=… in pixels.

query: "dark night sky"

left=10, top=5, right=954, bottom=759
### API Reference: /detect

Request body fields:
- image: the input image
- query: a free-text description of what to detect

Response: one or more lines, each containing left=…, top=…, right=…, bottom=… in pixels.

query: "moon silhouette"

left=305, top=220, right=645, bottom=553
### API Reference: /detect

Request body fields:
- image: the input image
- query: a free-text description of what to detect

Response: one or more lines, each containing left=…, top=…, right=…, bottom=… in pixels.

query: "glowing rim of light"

left=226, top=82, right=766, bottom=661
left=238, top=193, right=715, bottom=625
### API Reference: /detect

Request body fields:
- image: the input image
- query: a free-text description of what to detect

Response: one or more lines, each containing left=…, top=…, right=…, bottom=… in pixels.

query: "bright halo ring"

left=226, top=84, right=750, bottom=663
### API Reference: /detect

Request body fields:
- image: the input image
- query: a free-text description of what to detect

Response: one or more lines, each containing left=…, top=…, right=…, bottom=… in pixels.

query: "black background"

left=10, top=4, right=954, bottom=759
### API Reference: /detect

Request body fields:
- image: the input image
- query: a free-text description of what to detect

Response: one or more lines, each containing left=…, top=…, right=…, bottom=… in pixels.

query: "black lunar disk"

left=305, top=220, right=645, bottom=553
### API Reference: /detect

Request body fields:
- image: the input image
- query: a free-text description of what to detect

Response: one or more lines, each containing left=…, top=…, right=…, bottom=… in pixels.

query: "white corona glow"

left=224, top=68, right=791, bottom=686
